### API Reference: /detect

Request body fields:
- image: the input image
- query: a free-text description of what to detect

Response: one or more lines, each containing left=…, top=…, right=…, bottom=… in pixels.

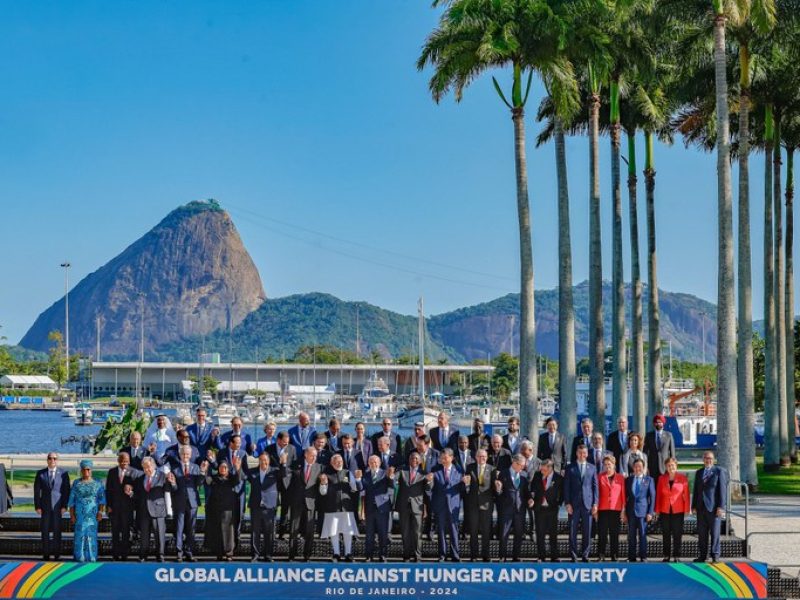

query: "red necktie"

left=145, top=477, right=152, bottom=492
left=410, top=470, right=416, bottom=483
left=305, top=465, right=311, bottom=483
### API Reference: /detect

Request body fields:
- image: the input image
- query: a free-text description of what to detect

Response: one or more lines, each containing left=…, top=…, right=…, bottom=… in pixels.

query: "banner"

left=0, top=561, right=768, bottom=600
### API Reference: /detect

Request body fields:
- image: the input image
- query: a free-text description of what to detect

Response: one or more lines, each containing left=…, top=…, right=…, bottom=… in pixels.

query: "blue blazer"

left=429, top=465, right=465, bottom=514
left=288, top=425, right=317, bottom=455
left=625, top=475, right=656, bottom=518
left=358, top=469, right=395, bottom=514
left=186, top=422, right=214, bottom=454
left=429, top=427, right=461, bottom=452
left=171, top=463, right=205, bottom=509
left=157, top=443, right=201, bottom=471
left=33, top=468, right=70, bottom=513
left=254, top=435, right=277, bottom=458
left=217, top=430, right=255, bottom=455
left=245, top=465, right=290, bottom=510
left=563, top=462, right=599, bottom=511
left=692, top=466, right=729, bottom=513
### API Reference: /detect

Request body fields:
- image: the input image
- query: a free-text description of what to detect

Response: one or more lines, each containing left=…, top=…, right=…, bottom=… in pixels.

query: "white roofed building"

left=0, top=374, right=58, bottom=390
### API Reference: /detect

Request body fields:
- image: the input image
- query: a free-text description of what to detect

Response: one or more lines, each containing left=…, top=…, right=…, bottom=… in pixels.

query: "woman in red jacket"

left=656, top=457, right=690, bottom=562
left=596, top=454, right=626, bottom=561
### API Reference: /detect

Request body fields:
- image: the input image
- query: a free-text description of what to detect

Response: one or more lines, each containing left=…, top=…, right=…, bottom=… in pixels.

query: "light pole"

left=700, top=311, right=706, bottom=364
left=137, top=293, right=145, bottom=409
left=60, top=262, right=71, bottom=389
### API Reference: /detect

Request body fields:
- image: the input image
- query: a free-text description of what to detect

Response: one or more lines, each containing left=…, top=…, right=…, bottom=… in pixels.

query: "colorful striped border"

left=0, top=562, right=103, bottom=599
left=670, top=561, right=768, bottom=598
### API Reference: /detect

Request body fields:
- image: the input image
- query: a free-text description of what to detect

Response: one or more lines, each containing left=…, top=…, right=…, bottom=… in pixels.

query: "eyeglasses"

left=47, top=456, right=57, bottom=461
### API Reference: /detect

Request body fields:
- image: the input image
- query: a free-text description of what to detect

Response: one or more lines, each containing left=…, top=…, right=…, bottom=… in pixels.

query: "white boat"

left=214, top=403, right=238, bottom=424
left=61, top=401, right=76, bottom=418
left=396, top=404, right=441, bottom=429
left=74, top=403, right=93, bottom=426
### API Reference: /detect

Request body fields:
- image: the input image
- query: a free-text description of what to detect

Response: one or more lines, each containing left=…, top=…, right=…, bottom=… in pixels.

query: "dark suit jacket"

left=537, top=432, right=567, bottom=472
left=454, top=449, right=476, bottom=473
left=358, top=469, right=395, bottom=514
left=105, top=466, right=137, bottom=515
left=463, top=463, right=496, bottom=512
left=120, top=445, right=149, bottom=471
left=218, top=430, right=255, bottom=455
left=0, top=464, right=12, bottom=514
left=429, top=426, right=460, bottom=452
left=563, top=462, right=598, bottom=511
left=157, top=443, right=201, bottom=471
left=266, top=443, right=298, bottom=470
left=337, top=448, right=362, bottom=473
left=245, top=465, right=290, bottom=510
left=625, top=475, right=656, bottom=518
left=314, top=448, right=334, bottom=467
left=692, top=466, right=729, bottom=513
left=186, top=422, right=214, bottom=455
left=395, top=468, right=431, bottom=514
left=502, top=433, right=526, bottom=455
left=571, top=434, right=596, bottom=463
left=353, top=437, right=373, bottom=467
left=374, top=450, right=401, bottom=471
left=467, top=433, right=491, bottom=454
left=171, top=463, right=206, bottom=510
left=417, top=448, right=440, bottom=473
left=587, top=446, right=608, bottom=470
left=531, top=471, right=563, bottom=510
left=643, top=430, right=676, bottom=476
left=371, top=431, right=402, bottom=455
left=33, top=468, right=70, bottom=513
left=487, top=447, right=512, bottom=471
left=324, top=431, right=343, bottom=452
left=606, top=430, right=629, bottom=467
left=429, top=465, right=465, bottom=514
left=288, top=425, right=317, bottom=455
left=320, top=468, right=358, bottom=513
left=130, top=470, right=176, bottom=518
left=287, top=461, right=323, bottom=511
left=496, top=469, right=531, bottom=516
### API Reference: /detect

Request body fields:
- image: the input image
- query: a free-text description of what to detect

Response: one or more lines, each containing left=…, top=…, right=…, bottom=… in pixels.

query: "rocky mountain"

left=19, top=200, right=266, bottom=356
left=154, top=283, right=718, bottom=364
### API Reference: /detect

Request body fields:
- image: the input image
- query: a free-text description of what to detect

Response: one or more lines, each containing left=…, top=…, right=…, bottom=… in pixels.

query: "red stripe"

left=734, top=563, right=767, bottom=599
left=0, top=562, right=38, bottom=599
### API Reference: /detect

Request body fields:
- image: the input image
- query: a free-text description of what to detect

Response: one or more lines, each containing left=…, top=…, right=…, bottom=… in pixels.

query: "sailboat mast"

left=418, top=297, right=425, bottom=404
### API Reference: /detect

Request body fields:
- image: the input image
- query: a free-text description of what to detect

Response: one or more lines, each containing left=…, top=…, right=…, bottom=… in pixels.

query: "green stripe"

left=670, top=563, right=728, bottom=598
left=31, top=563, right=78, bottom=598
left=38, top=563, right=103, bottom=599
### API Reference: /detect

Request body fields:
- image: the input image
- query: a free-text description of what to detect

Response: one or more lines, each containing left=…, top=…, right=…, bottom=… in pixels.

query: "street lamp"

left=60, top=261, right=71, bottom=389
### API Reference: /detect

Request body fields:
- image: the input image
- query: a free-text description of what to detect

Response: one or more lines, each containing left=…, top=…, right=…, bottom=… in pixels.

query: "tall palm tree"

left=418, top=0, right=576, bottom=440
left=784, top=122, right=797, bottom=462
left=711, top=0, right=741, bottom=482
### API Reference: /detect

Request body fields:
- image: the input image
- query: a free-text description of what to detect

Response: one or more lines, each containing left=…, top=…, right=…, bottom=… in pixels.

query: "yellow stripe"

left=16, top=563, right=61, bottom=598
left=712, top=563, right=750, bottom=598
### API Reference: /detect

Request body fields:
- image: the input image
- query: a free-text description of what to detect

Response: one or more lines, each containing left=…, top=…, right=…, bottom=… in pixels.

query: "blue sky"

left=1, top=1, right=795, bottom=344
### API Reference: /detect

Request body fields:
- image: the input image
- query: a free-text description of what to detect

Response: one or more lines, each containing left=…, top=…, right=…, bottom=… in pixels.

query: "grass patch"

left=755, top=460, right=800, bottom=495
left=9, top=470, right=109, bottom=487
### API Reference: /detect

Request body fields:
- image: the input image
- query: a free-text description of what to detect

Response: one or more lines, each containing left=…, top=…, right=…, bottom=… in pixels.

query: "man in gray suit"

left=463, top=449, right=496, bottom=561
left=132, top=457, right=176, bottom=562
left=643, top=414, right=676, bottom=477
left=33, top=453, right=71, bottom=560
left=394, top=452, right=432, bottom=562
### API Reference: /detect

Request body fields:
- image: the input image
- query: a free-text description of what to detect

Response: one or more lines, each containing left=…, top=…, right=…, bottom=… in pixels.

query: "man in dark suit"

left=371, top=418, right=402, bottom=455
left=338, top=435, right=361, bottom=473
left=644, top=414, right=676, bottom=477
left=312, top=433, right=334, bottom=467
left=496, top=455, right=531, bottom=562
left=463, top=449, right=495, bottom=562
left=323, top=418, right=343, bottom=453
left=519, top=440, right=540, bottom=538
left=373, top=435, right=401, bottom=471
left=624, top=457, right=656, bottom=562
left=467, top=419, right=491, bottom=454
left=402, top=422, right=427, bottom=462
left=171, top=446, right=207, bottom=562
left=286, top=447, right=323, bottom=561
left=415, top=436, right=439, bottom=539
left=217, top=416, right=256, bottom=456
left=121, top=431, right=149, bottom=470
left=186, top=407, right=215, bottom=456
left=454, top=436, right=475, bottom=473
left=430, top=412, right=460, bottom=453
left=532, top=459, right=563, bottom=562
left=356, top=455, right=395, bottom=562
left=429, top=449, right=466, bottom=562
left=564, top=444, right=598, bottom=562
left=106, top=451, right=137, bottom=561
left=571, top=417, right=596, bottom=464
left=33, top=452, right=70, bottom=561
left=288, top=412, right=317, bottom=456
left=267, top=432, right=298, bottom=537
left=502, top=417, right=525, bottom=455
left=157, top=429, right=200, bottom=471
left=395, top=452, right=432, bottom=562
left=537, top=417, right=567, bottom=473
left=606, top=416, right=630, bottom=469
left=132, top=456, right=176, bottom=562
left=588, top=433, right=608, bottom=470
left=213, top=434, right=250, bottom=544
left=244, top=452, right=291, bottom=562
left=692, top=451, right=729, bottom=563
left=487, top=435, right=512, bottom=471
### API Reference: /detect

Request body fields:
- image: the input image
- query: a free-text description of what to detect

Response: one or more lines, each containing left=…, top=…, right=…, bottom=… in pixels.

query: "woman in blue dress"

left=67, top=459, right=106, bottom=562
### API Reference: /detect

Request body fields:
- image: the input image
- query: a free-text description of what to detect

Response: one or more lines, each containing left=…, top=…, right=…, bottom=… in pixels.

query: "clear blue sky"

left=1, top=1, right=794, bottom=344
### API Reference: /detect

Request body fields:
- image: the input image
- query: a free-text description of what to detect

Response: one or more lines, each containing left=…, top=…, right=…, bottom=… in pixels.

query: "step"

left=0, top=531, right=748, bottom=560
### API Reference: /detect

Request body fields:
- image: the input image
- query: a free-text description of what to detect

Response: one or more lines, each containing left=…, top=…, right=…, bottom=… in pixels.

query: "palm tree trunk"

left=610, top=79, right=628, bottom=425
left=763, top=105, right=780, bottom=471
left=712, top=11, right=740, bottom=481
left=644, top=131, right=661, bottom=422
left=774, top=116, right=789, bottom=464
left=556, top=118, right=577, bottom=436
left=589, top=90, right=606, bottom=429
left=786, top=147, right=797, bottom=463
left=737, top=47, right=758, bottom=488
left=628, top=129, right=645, bottom=436
left=512, top=103, right=539, bottom=441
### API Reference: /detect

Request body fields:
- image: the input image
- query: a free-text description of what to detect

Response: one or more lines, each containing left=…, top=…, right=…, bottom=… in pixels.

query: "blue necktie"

left=634, top=477, right=641, bottom=495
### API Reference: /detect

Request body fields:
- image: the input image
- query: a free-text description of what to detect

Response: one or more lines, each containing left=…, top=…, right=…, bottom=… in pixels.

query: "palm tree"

left=418, top=0, right=576, bottom=439
left=784, top=116, right=798, bottom=463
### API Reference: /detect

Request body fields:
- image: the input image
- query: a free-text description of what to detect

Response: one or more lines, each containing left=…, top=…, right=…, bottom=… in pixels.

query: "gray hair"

left=540, top=459, right=554, bottom=469
left=520, top=440, right=534, bottom=452
left=178, top=446, right=193, bottom=457
left=491, top=434, right=503, bottom=443
left=581, top=417, right=593, bottom=426
left=441, top=448, right=454, bottom=458
left=512, top=454, right=526, bottom=465
left=141, top=456, right=156, bottom=469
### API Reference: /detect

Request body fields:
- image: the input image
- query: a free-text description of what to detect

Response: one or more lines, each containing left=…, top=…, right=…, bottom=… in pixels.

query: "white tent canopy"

left=0, top=374, right=58, bottom=389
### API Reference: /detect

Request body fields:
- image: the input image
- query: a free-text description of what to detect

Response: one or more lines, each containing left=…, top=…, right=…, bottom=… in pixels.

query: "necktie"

left=372, top=470, right=378, bottom=481
left=462, top=452, right=467, bottom=465
left=304, top=464, right=311, bottom=483
left=579, top=463, right=585, bottom=479
left=656, top=432, right=662, bottom=449
left=119, top=469, right=124, bottom=484
left=585, top=436, right=589, bottom=448
left=478, top=466, right=484, bottom=485
left=513, top=472, right=519, bottom=488
left=621, top=432, right=627, bottom=447
left=146, top=477, right=152, bottom=492
left=383, top=453, right=388, bottom=467
left=445, top=468, right=450, bottom=483
left=703, top=468, right=711, bottom=481
left=634, top=477, right=641, bottom=495
left=410, top=470, right=416, bottom=483
left=595, top=449, right=601, bottom=465
left=261, top=470, right=266, bottom=484
left=345, top=451, right=351, bottom=465
left=550, top=433, right=555, bottom=449
left=184, top=464, right=190, bottom=478
left=49, top=471, right=55, bottom=487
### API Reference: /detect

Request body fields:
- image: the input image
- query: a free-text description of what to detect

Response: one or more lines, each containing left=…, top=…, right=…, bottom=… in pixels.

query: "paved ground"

left=729, top=494, right=800, bottom=577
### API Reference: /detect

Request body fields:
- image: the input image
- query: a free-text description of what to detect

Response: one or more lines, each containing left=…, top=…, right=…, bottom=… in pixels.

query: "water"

left=0, top=409, right=416, bottom=454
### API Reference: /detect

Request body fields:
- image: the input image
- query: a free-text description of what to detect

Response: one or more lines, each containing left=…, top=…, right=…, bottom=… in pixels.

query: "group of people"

left=32, top=409, right=729, bottom=564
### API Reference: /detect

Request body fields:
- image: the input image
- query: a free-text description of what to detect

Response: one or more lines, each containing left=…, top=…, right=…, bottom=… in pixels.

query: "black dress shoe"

left=581, top=558, right=589, bottom=563
left=186, top=556, right=195, bottom=563
left=628, top=558, right=637, bottom=563
left=177, top=556, right=184, bottom=563
left=662, top=557, right=670, bottom=562
left=42, top=556, right=50, bottom=562
left=598, top=554, right=605, bottom=562
left=344, top=555, right=353, bottom=563
left=157, top=556, right=165, bottom=563
left=711, top=557, right=718, bottom=563
left=693, top=558, right=706, bottom=563
left=610, top=556, right=618, bottom=561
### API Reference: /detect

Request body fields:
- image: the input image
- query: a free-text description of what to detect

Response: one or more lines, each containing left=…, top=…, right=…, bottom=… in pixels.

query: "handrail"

left=745, top=531, right=800, bottom=578
left=726, top=479, right=749, bottom=542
